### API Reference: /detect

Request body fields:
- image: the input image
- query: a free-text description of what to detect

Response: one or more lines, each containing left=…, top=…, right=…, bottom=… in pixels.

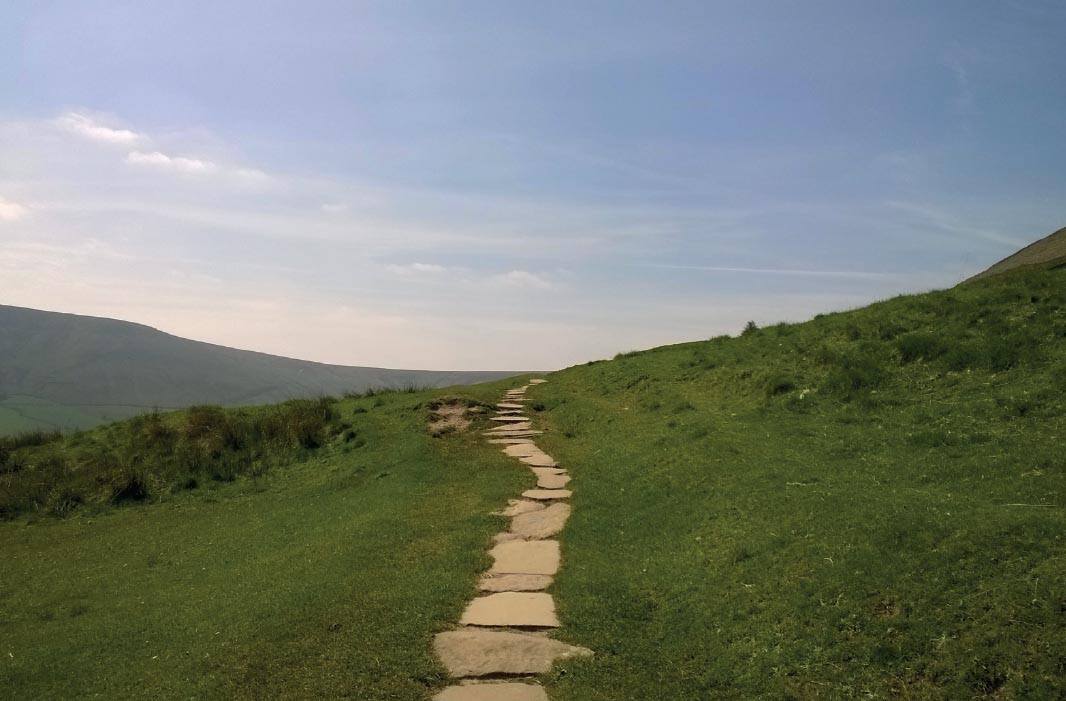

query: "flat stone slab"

left=490, top=539, right=560, bottom=575
left=496, top=403, right=525, bottom=409
left=486, top=422, right=532, bottom=431
left=495, top=409, right=525, bottom=415
left=503, top=444, right=542, bottom=457
left=434, top=683, right=549, bottom=701
left=497, top=500, right=546, bottom=517
left=478, top=573, right=553, bottom=592
left=522, top=489, right=572, bottom=501
left=533, top=471, right=571, bottom=489
left=491, top=416, right=530, bottom=422
left=482, top=430, right=542, bottom=437
left=512, top=502, right=570, bottom=539
left=529, top=466, right=565, bottom=476
left=460, top=592, right=559, bottom=628
left=487, top=438, right=535, bottom=445
left=529, top=379, right=547, bottom=384
left=518, top=454, right=557, bottom=467
left=434, top=629, right=591, bottom=677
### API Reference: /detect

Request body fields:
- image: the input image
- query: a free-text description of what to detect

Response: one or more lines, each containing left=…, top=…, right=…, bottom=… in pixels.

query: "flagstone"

left=487, top=438, right=535, bottom=445
left=434, top=683, right=549, bottom=701
left=433, top=629, right=592, bottom=678
left=533, top=472, right=571, bottom=489
left=518, top=454, right=557, bottom=467
left=511, top=502, right=570, bottom=539
left=496, top=403, right=525, bottom=409
left=498, top=500, right=546, bottom=517
left=489, top=539, right=560, bottom=575
left=529, top=379, right=547, bottom=384
left=478, top=573, right=553, bottom=592
left=491, top=416, right=531, bottom=423
left=503, top=444, right=542, bottom=457
left=460, top=592, right=559, bottom=628
left=522, top=489, right=572, bottom=501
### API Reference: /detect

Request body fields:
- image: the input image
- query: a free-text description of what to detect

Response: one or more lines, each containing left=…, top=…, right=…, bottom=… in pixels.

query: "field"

left=0, top=395, right=149, bottom=435
left=0, top=389, right=526, bottom=700
left=2, top=263, right=1065, bottom=699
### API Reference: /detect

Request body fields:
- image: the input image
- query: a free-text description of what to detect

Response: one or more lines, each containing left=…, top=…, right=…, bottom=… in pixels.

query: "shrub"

left=897, top=332, right=947, bottom=364
left=821, top=351, right=887, bottom=396
left=741, top=321, right=759, bottom=337
left=764, top=372, right=797, bottom=397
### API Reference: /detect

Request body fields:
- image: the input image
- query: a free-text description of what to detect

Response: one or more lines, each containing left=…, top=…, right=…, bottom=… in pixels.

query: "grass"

left=3, top=263, right=1065, bottom=699
left=0, top=396, right=150, bottom=435
left=0, top=385, right=529, bottom=700
left=530, top=265, right=1066, bottom=699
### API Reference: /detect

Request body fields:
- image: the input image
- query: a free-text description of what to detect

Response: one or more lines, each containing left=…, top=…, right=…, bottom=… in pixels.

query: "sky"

left=1, top=1, right=1065, bottom=370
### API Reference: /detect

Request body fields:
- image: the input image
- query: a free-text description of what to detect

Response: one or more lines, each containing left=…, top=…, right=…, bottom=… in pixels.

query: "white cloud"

left=487, top=270, right=555, bottom=289
left=0, top=196, right=30, bottom=221
left=651, top=263, right=898, bottom=279
left=55, top=112, right=140, bottom=144
left=127, top=150, right=217, bottom=174
left=385, top=262, right=448, bottom=275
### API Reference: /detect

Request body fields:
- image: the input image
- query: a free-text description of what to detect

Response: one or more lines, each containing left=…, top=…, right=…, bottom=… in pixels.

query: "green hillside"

left=0, top=304, right=523, bottom=435
left=2, top=263, right=1064, bottom=699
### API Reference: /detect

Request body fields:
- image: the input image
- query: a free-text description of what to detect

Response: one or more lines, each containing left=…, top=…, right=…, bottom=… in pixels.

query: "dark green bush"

left=764, top=372, right=797, bottom=397
left=897, top=332, right=947, bottom=364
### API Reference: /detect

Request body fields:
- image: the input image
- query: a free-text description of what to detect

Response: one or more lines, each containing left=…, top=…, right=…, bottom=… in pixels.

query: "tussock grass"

left=532, top=265, right=1066, bottom=700
left=0, top=397, right=343, bottom=519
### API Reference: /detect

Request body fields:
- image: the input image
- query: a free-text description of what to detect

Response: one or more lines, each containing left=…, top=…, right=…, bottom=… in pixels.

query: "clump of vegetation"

left=0, top=397, right=343, bottom=519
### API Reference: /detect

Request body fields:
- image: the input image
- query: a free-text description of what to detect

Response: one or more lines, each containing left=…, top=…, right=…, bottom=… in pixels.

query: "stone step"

left=511, top=502, right=570, bottom=539
left=497, top=500, right=546, bottom=517
left=433, top=629, right=591, bottom=678
left=489, top=539, right=560, bottom=575
left=521, top=489, right=572, bottom=501
left=478, top=573, right=553, bottom=592
left=434, top=683, right=549, bottom=701
left=533, top=472, right=570, bottom=490
left=491, top=416, right=531, bottom=422
left=518, top=454, right=557, bottom=467
left=460, top=592, right=559, bottom=628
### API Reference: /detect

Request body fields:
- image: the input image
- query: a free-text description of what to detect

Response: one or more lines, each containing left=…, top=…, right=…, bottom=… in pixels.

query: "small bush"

left=897, top=332, right=947, bottom=364
left=741, top=321, right=759, bottom=337
left=821, top=351, right=887, bottom=396
left=764, top=373, right=797, bottom=397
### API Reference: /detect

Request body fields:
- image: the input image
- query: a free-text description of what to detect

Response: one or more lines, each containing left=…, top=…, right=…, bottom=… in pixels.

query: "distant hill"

left=968, top=225, right=1066, bottom=281
left=0, top=305, right=524, bottom=433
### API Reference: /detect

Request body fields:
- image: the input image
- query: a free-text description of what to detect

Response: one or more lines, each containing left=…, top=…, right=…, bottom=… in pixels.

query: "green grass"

left=4, top=264, right=1066, bottom=700
left=530, top=265, right=1066, bottom=699
left=0, top=396, right=149, bottom=435
left=0, top=386, right=530, bottom=700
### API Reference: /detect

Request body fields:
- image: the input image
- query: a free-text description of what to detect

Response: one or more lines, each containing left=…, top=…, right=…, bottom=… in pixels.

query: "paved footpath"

left=432, top=380, right=592, bottom=701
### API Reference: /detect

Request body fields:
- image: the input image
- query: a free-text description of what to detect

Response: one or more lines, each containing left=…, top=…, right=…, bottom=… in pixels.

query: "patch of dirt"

left=428, top=400, right=472, bottom=437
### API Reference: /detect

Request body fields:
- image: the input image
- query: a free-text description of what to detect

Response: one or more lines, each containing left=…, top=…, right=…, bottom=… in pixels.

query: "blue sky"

left=1, top=1, right=1064, bottom=369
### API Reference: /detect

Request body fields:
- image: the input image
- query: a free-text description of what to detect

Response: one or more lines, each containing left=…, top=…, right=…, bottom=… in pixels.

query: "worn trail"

left=432, top=380, right=591, bottom=700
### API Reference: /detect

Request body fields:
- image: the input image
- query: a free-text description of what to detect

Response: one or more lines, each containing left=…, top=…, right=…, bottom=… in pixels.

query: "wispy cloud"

left=650, top=264, right=898, bottom=279
left=385, top=262, right=448, bottom=275
left=0, top=196, right=30, bottom=222
left=127, top=150, right=217, bottom=174
left=487, top=270, right=555, bottom=289
left=54, top=112, right=141, bottom=144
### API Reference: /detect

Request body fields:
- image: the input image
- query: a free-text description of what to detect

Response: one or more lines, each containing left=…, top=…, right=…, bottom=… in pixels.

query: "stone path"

left=433, top=380, right=591, bottom=700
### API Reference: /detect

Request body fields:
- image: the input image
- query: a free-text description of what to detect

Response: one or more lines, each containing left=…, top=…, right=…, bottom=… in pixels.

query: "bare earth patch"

left=429, top=401, right=472, bottom=436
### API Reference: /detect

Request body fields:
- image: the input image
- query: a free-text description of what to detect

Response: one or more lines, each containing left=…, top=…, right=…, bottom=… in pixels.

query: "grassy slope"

left=0, top=396, right=147, bottom=434
left=534, top=265, right=1066, bottom=700
left=4, top=266, right=1065, bottom=700
left=0, top=385, right=527, bottom=700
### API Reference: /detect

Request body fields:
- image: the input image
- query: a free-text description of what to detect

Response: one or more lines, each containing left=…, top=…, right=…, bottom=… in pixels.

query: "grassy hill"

left=0, top=305, right=523, bottom=434
left=2, top=263, right=1064, bottom=699
left=969, top=225, right=1066, bottom=280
